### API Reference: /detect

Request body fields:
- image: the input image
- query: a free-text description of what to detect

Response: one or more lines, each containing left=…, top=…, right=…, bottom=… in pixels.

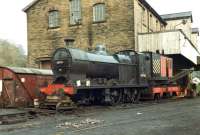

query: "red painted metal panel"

left=168, top=86, right=181, bottom=96
left=3, top=69, right=13, bottom=79
left=18, top=75, right=36, bottom=100
left=152, top=87, right=167, bottom=94
left=0, top=68, right=3, bottom=79
left=167, top=86, right=180, bottom=92
left=152, top=86, right=181, bottom=97
left=41, top=84, right=75, bottom=96
left=18, top=74, right=53, bottom=100
left=0, top=67, right=53, bottom=108
left=167, top=58, right=173, bottom=78
left=160, top=56, right=167, bottom=77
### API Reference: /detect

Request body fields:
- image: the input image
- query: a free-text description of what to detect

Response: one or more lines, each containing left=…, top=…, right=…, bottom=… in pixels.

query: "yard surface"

left=1, top=98, right=200, bottom=135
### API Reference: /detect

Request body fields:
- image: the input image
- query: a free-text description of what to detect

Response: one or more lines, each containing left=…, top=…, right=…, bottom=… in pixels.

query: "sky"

left=0, top=0, right=199, bottom=54
left=0, top=0, right=32, bottom=53
left=147, top=0, right=200, bottom=28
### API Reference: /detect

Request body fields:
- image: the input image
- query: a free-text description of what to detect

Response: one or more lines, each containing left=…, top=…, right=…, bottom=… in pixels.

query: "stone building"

left=191, top=28, right=199, bottom=49
left=161, top=11, right=193, bottom=41
left=161, top=11, right=199, bottom=49
left=23, top=0, right=167, bottom=69
left=138, top=11, right=200, bottom=66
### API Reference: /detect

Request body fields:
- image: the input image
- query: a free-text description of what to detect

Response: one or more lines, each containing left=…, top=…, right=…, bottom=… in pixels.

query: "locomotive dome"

left=94, top=45, right=107, bottom=55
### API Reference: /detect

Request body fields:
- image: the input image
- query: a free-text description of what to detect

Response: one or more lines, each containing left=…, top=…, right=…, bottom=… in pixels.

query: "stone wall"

left=191, top=33, right=199, bottom=49
left=164, top=18, right=192, bottom=40
left=26, top=0, right=166, bottom=69
left=133, top=0, right=165, bottom=50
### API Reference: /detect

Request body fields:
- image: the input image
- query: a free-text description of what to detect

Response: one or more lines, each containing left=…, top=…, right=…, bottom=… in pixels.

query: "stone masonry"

left=24, top=0, right=166, bottom=69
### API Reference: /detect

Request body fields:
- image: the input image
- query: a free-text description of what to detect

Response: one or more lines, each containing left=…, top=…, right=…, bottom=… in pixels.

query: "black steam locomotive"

left=40, top=46, right=179, bottom=108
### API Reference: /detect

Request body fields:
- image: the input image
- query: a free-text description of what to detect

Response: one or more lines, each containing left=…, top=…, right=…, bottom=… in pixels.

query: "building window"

left=70, top=0, right=81, bottom=25
left=48, top=10, right=60, bottom=28
left=161, top=24, right=164, bottom=31
left=139, top=3, right=146, bottom=25
left=40, top=60, right=51, bottom=69
left=142, top=8, right=146, bottom=24
left=93, top=3, right=105, bottom=22
left=156, top=20, right=159, bottom=31
left=64, top=39, right=74, bottom=48
left=149, top=14, right=153, bottom=26
left=149, top=14, right=153, bottom=32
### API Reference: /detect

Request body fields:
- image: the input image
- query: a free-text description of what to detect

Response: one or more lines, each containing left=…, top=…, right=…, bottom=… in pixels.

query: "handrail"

left=169, top=68, right=194, bottom=83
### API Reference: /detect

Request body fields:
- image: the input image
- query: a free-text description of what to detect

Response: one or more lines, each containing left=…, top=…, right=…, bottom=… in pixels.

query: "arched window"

left=48, top=10, right=60, bottom=28
left=93, top=3, right=105, bottom=22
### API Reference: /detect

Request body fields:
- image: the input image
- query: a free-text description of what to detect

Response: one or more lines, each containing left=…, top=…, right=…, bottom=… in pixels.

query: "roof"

left=192, top=28, right=199, bottom=35
left=4, top=66, right=53, bottom=75
left=23, top=0, right=40, bottom=12
left=161, top=11, right=193, bottom=22
left=139, top=0, right=167, bottom=25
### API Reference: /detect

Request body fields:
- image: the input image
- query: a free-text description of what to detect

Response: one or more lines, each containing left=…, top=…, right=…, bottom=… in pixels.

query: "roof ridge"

left=161, top=11, right=192, bottom=16
left=23, top=0, right=40, bottom=12
left=139, top=0, right=167, bottom=25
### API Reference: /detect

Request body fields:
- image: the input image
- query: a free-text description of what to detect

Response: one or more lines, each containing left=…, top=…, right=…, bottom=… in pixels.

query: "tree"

left=0, top=39, right=27, bottom=67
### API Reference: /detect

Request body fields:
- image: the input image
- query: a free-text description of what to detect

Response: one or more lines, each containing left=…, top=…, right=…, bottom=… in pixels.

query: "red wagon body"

left=0, top=66, right=53, bottom=108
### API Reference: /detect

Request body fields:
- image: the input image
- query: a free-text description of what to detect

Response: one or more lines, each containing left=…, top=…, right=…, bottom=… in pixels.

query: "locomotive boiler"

left=40, top=46, right=179, bottom=109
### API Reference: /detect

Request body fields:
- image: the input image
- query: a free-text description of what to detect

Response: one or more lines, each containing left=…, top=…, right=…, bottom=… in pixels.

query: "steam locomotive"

left=40, top=46, right=180, bottom=109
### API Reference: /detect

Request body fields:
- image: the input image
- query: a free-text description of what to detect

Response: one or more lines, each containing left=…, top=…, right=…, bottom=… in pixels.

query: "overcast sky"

left=0, top=0, right=32, bottom=53
left=0, top=0, right=199, bottom=54
left=147, top=0, right=200, bottom=28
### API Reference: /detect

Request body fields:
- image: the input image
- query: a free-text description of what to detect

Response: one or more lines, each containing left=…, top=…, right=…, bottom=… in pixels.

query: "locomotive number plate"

left=56, top=61, right=64, bottom=64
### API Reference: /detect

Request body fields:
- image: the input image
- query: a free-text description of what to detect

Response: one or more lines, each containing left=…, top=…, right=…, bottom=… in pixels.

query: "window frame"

left=93, top=3, right=106, bottom=23
left=64, top=39, right=75, bottom=48
left=48, top=10, right=60, bottom=28
left=138, top=3, right=146, bottom=25
left=69, top=0, right=82, bottom=25
left=156, top=20, right=160, bottom=31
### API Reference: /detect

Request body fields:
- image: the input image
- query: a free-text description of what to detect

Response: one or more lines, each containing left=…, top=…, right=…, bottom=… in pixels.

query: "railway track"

left=0, top=112, right=30, bottom=125
left=0, top=108, right=58, bottom=125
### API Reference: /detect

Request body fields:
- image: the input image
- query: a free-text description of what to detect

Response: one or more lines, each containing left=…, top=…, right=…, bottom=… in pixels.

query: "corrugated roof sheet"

left=6, top=67, right=53, bottom=75
left=161, top=11, right=193, bottom=22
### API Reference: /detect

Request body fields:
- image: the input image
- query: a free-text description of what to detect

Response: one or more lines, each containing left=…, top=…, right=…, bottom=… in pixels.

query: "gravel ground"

left=1, top=98, right=200, bottom=135
left=0, top=109, right=26, bottom=115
